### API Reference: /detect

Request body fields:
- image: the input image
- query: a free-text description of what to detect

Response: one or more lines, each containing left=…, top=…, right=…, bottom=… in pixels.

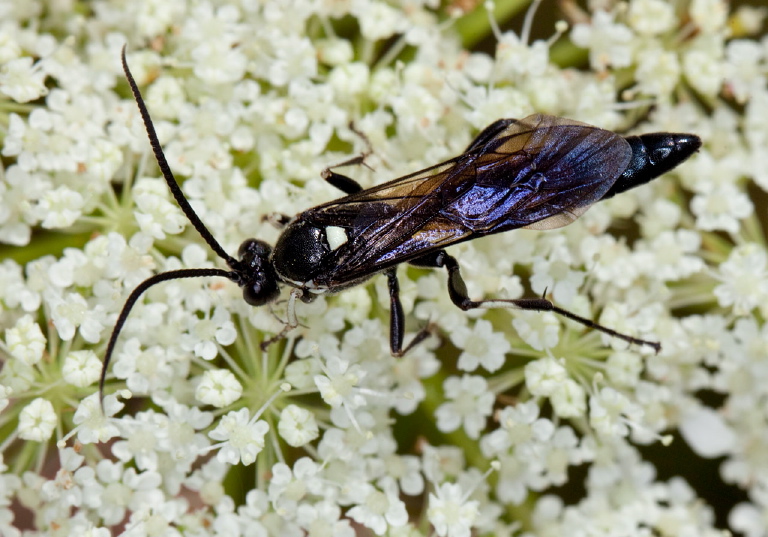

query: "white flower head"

left=38, top=185, right=84, bottom=229
left=314, top=356, right=367, bottom=410
left=0, top=56, right=47, bottom=103
left=628, top=0, right=677, bottom=35
left=347, top=478, right=408, bottom=535
left=69, top=393, right=122, bottom=445
left=196, top=368, right=243, bottom=408
left=18, top=397, right=56, bottom=442
left=713, top=243, right=768, bottom=315
left=512, top=311, right=560, bottom=350
left=278, top=404, right=319, bottom=447
left=62, top=350, right=102, bottom=387
left=589, top=386, right=643, bottom=438
left=5, top=314, right=45, bottom=366
left=451, top=319, right=511, bottom=373
left=427, top=482, right=480, bottom=537
left=209, top=408, right=269, bottom=466
left=267, top=457, right=322, bottom=518
left=436, top=375, right=494, bottom=439
left=525, top=356, right=568, bottom=397
left=550, top=379, right=587, bottom=418
left=570, top=10, right=633, bottom=71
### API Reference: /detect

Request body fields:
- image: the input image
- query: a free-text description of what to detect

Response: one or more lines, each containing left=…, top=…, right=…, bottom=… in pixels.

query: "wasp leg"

left=321, top=124, right=374, bottom=194
left=387, top=269, right=435, bottom=357
left=322, top=169, right=364, bottom=194
left=260, top=287, right=305, bottom=351
left=410, top=250, right=661, bottom=353
left=261, top=213, right=292, bottom=228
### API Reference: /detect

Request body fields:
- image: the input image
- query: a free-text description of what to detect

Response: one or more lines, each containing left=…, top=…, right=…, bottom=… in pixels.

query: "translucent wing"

left=305, top=114, right=633, bottom=284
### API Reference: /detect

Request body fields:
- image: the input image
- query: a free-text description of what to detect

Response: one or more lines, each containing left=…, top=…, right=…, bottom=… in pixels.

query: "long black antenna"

left=99, top=268, right=238, bottom=404
left=120, top=45, right=239, bottom=269
left=100, top=48, right=246, bottom=408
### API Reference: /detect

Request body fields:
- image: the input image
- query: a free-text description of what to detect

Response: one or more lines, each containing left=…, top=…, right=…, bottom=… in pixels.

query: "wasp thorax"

left=238, top=239, right=280, bottom=306
left=271, top=219, right=331, bottom=283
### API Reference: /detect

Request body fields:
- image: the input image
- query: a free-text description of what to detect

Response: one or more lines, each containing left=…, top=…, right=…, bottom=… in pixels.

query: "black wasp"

left=101, top=47, right=701, bottom=398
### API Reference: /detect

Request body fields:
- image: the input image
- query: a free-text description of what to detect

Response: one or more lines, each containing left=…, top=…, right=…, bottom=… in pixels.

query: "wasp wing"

left=307, top=114, right=633, bottom=284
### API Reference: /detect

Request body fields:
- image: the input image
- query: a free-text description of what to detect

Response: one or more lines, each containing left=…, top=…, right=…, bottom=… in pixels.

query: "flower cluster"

left=0, top=0, right=766, bottom=536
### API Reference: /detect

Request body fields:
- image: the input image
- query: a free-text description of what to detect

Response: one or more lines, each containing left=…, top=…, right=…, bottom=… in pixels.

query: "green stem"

left=454, top=0, right=531, bottom=50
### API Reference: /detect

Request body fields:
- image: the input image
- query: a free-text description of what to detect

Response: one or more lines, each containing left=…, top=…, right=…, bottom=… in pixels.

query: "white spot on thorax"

left=325, top=226, right=348, bottom=251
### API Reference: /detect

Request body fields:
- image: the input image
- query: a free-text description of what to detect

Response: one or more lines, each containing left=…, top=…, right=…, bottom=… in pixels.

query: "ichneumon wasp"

left=100, top=46, right=701, bottom=401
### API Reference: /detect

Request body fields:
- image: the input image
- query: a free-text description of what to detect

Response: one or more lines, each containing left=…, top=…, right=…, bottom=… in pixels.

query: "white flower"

left=589, top=387, right=642, bottom=438
left=679, top=406, right=735, bottom=458
left=0, top=56, right=47, bottom=102
left=70, top=393, right=122, bottom=445
left=580, top=235, right=638, bottom=288
left=683, top=48, right=724, bottom=97
left=550, top=379, right=587, bottom=418
left=121, top=498, right=188, bottom=537
left=284, top=358, right=321, bottom=390
left=94, top=460, right=162, bottom=526
left=525, top=356, right=568, bottom=397
left=635, top=48, right=681, bottom=97
left=495, top=31, right=549, bottom=79
left=347, top=478, right=408, bottom=535
left=435, top=375, right=494, bottom=439
left=209, top=408, right=269, bottom=466
left=61, top=350, right=101, bottom=387
left=605, top=351, right=643, bottom=387
left=690, top=183, right=752, bottom=232
left=295, top=500, right=354, bottom=536
left=277, top=404, right=319, bottom=447
left=314, top=356, right=367, bottom=410
left=627, top=0, right=677, bottom=35
left=191, top=41, right=247, bottom=84
left=181, top=305, right=237, bottom=361
left=196, top=368, right=243, bottom=407
left=512, top=311, right=560, bottom=350
left=133, top=177, right=187, bottom=240
left=480, top=401, right=553, bottom=457
left=0, top=384, right=11, bottom=413
left=530, top=249, right=585, bottom=306
left=383, top=453, right=424, bottom=496
left=450, top=319, right=510, bottom=373
left=40, top=447, right=87, bottom=505
left=112, top=340, right=173, bottom=397
left=639, top=229, right=704, bottom=281
left=730, top=501, right=768, bottom=537
left=5, top=314, right=45, bottom=365
left=690, top=0, right=729, bottom=33
left=155, top=398, right=213, bottom=464
left=48, top=291, right=105, bottom=343
left=353, top=1, right=404, bottom=41
left=38, top=185, right=84, bottom=229
left=111, top=411, right=165, bottom=471
left=427, top=482, right=479, bottom=537
left=18, top=397, right=56, bottom=441
left=267, top=458, right=322, bottom=517
left=713, top=243, right=768, bottom=315
left=570, top=10, right=633, bottom=71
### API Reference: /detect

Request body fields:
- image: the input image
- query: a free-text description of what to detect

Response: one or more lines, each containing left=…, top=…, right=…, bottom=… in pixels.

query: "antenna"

left=99, top=47, right=246, bottom=409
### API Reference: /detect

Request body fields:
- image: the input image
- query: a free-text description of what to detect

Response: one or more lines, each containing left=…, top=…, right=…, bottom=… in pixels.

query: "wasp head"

left=237, top=239, right=280, bottom=306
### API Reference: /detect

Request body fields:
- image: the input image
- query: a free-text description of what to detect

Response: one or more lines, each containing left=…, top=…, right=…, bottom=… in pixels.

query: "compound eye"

left=243, top=274, right=280, bottom=306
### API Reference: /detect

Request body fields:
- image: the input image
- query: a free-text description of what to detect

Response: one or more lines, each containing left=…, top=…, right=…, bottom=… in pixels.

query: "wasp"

left=100, top=47, right=701, bottom=398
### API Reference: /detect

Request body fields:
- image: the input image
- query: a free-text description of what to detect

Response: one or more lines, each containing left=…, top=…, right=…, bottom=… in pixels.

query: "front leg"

left=259, top=287, right=305, bottom=351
